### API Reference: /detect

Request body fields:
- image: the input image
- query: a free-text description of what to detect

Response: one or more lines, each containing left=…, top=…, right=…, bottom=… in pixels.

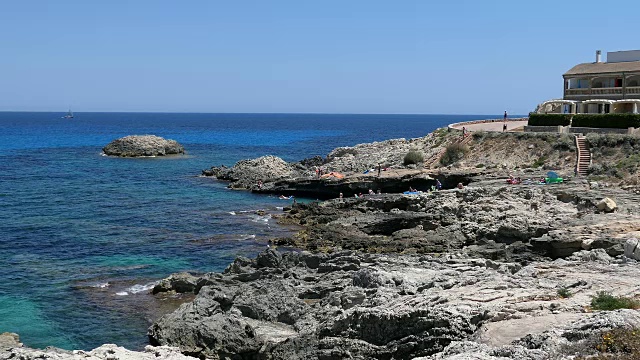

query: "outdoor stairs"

left=575, top=135, right=591, bottom=176
left=424, top=134, right=473, bottom=169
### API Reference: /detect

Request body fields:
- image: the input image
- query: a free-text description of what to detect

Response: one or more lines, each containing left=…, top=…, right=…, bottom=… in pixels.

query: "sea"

left=0, top=112, right=498, bottom=351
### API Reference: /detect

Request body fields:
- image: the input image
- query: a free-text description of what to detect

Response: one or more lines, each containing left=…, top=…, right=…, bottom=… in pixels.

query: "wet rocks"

left=102, top=135, right=184, bottom=157
left=152, top=272, right=200, bottom=294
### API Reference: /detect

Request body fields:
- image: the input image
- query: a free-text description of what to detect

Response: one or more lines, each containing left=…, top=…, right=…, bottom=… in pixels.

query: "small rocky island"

left=102, top=135, right=185, bottom=157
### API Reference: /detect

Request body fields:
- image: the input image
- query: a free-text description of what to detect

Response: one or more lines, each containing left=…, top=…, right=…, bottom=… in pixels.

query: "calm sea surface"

left=0, top=112, right=497, bottom=350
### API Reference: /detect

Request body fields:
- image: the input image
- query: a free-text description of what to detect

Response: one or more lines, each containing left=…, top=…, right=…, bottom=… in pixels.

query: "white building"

left=537, top=50, right=640, bottom=114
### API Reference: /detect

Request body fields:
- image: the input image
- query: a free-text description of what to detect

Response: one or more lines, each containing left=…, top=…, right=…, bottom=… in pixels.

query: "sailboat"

left=62, top=108, right=74, bottom=119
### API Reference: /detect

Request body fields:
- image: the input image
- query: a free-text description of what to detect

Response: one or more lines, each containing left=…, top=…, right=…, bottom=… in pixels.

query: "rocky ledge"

left=103, top=135, right=185, bottom=157
left=0, top=332, right=195, bottom=360
left=148, top=248, right=640, bottom=359
left=274, top=185, right=640, bottom=260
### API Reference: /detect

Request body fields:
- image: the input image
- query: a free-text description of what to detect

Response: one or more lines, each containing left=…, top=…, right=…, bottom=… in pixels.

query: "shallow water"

left=0, top=112, right=495, bottom=350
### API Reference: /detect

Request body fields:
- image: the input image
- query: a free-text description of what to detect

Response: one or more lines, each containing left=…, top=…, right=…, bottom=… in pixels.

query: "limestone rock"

left=624, top=238, right=640, bottom=260
left=148, top=248, right=640, bottom=359
left=0, top=332, right=21, bottom=351
left=103, top=135, right=184, bottom=157
left=596, top=197, right=616, bottom=212
left=3, top=344, right=196, bottom=360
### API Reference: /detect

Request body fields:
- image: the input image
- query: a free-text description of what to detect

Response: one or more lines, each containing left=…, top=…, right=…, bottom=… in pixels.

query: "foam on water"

left=126, top=282, right=157, bottom=294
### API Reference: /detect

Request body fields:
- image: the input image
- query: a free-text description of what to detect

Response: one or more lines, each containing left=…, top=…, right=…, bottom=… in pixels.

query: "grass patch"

left=557, top=288, right=572, bottom=299
left=591, top=291, right=640, bottom=311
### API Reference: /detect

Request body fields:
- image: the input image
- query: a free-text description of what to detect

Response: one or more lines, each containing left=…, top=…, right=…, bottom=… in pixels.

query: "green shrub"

left=403, top=149, right=424, bottom=165
left=617, top=154, right=640, bottom=173
left=528, top=113, right=572, bottom=126
left=440, top=143, right=469, bottom=166
left=532, top=156, right=546, bottom=168
left=591, top=291, right=640, bottom=311
left=586, top=133, right=640, bottom=148
left=557, top=288, right=572, bottom=298
left=572, top=114, right=640, bottom=129
left=472, top=130, right=487, bottom=141
left=553, top=134, right=577, bottom=151
left=591, top=328, right=640, bottom=358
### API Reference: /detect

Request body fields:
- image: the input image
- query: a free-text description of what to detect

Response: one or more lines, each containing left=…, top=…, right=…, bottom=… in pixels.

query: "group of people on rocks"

left=506, top=175, right=522, bottom=185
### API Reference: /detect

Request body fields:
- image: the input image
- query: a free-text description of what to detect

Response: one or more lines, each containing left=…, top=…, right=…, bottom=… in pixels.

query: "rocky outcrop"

left=201, top=130, right=469, bottom=193
left=203, top=156, right=297, bottom=190
left=149, top=248, right=640, bottom=360
left=102, top=135, right=185, bottom=157
left=276, top=186, right=640, bottom=260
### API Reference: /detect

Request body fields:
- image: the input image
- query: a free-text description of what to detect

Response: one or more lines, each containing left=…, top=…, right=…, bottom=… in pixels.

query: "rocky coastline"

left=5, top=127, right=640, bottom=359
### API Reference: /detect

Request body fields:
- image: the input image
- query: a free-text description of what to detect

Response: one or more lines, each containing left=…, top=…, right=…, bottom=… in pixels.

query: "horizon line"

left=0, top=110, right=527, bottom=116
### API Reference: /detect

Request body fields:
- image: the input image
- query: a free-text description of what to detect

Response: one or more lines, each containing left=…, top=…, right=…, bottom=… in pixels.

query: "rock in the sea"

left=205, top=155, right=295, bottom=189
left=596, top=197, right=617, bottom=212
left=103, top=135, right=184, bottom=157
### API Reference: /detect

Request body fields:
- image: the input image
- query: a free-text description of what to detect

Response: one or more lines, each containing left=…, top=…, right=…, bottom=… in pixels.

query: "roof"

left=564, top=61, right=640, bottom=76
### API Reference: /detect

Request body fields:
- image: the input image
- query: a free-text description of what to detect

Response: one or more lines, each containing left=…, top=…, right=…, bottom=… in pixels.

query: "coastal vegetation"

left=440, top=142, right=469, bottom=166
left=403, top=149, right=424, bottom=165
left=591, top=291, right=640, bottom=311
left=576, top=328, right=640, bottom=359
left=557, top=287, right=572, bottom=298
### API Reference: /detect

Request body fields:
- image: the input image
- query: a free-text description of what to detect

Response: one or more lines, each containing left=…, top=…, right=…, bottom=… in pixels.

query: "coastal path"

left=449, top=118, right=529, bottom=132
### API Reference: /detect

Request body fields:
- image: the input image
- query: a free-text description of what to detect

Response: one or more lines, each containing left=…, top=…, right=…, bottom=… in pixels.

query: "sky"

left=1, top=1, right=639, bottom=114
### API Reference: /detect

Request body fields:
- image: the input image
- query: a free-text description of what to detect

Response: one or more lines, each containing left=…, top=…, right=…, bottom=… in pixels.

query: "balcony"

left=565, top=88, right=590, bottom=96
left=566, top=86, right=640, bottom=98
left=627, top=86, right=640, bottom=94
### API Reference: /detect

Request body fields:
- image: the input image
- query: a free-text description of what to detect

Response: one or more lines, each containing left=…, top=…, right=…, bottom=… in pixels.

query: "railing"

left=627, top=86, right=640, bottom=94
left=565, top=87, right=640, bottom=96
left=566, top=89, right=590, bottom=95
left=592, top=87, right=622, bottom=95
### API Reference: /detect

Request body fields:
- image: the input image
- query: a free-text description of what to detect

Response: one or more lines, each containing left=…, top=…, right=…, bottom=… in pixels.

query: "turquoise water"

left=0, top=112, right=494, bottom=350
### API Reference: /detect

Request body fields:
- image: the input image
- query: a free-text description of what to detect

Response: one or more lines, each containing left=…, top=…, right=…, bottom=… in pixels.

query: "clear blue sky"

left=1, top=0, right=639, bottom=114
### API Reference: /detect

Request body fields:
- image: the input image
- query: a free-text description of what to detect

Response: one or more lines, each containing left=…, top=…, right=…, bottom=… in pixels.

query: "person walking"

left=504, top=111, right=508, bottom=121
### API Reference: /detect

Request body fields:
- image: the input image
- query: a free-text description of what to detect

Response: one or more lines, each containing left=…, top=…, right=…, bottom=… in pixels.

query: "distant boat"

left=62, top=109, right=74, bottom=119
